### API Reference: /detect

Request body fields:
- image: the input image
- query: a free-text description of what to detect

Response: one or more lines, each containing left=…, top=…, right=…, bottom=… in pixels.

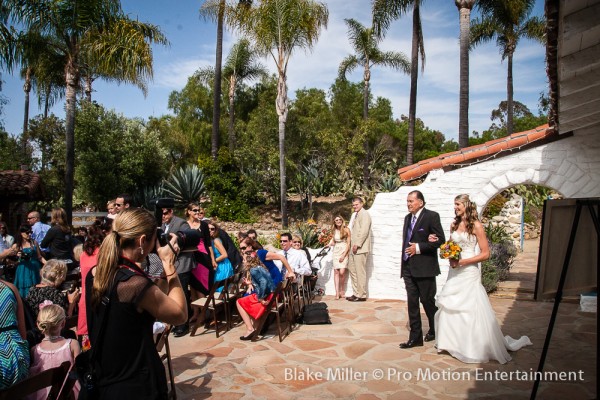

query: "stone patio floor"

left=166, top=240, right=597, bottom=400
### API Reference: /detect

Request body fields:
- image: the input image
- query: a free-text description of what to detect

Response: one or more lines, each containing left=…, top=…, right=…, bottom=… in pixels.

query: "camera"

left=150, top=197, right=202, bottom=252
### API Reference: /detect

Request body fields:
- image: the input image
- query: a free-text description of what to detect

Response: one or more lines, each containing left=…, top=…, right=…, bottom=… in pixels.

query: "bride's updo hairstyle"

left=453, top=194, right=479, bottom=236
left=92, top=208, right=156, bottom=308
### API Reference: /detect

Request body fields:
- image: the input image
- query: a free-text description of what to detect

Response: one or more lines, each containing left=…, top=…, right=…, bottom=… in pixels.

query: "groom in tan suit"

left=347, top=197, right=372, bottom=302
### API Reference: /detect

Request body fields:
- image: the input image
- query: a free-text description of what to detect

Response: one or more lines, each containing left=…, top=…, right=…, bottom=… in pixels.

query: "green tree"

left=455, top=0, right=476, bottom=149
left=4, top=0, right=166, bottom=222
left=338, top=17, right=410, bottom=186
left=166, top=74, right=214, bottom=165
left=471, top=0, right=545, bottom=135
left=373, top=0, right=426, bottom=165
left=234, top=0, right=329, bottom=228
left=75, top=102, right=169, bottom=206
left=222, top=38, right=267, bottom=153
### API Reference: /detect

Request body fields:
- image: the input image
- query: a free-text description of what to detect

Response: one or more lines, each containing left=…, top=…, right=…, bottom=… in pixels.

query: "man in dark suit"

left=162, top=208, right=193, bottom=337
left=399, top=190, right=445, bottom=349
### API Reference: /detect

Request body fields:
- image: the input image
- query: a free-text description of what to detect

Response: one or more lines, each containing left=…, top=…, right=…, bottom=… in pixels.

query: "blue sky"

left=0, top=0, right=547, bottom=143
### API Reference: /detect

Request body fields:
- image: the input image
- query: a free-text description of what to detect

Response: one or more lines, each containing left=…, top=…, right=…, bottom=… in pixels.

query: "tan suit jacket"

left=351, top=208, right=372, bottom=254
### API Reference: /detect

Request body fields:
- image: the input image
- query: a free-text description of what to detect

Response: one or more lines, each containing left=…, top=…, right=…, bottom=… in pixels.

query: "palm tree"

left=373, top=0, right=425, bottom=165
left=4, top=0, right=167, bottom=223
left=200, top=0, right=226, bottom=160
left=455, top=0, right=476, bottom=149
left=338, top=18, right=410, bottom=187
left=222, top=38, right=267, bottom=152
left=234, top=0, right=329, bottom=228
left=471, top=0, right=545, bottom=136
left=193, top=39, right=267, bottom=153
left=78, top=18, right=168, bottom=102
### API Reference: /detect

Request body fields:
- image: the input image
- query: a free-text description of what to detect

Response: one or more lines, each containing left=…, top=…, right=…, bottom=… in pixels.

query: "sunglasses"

left=240, top=246, right=247, bottom=251
left=191, top=209, right=201, bottom=213
left=162, top=210, right=171, bottom=215
left=209, top=227, right=216, bottom=231
left=115, top=203, right=123, bottom=207
left=280, top=239, right=289, bottom=243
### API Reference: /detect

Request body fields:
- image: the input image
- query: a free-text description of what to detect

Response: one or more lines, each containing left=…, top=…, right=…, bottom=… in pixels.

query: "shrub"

left=481, top=238, right=518, bottom=292
left=295, top=221, right=320, bottom=248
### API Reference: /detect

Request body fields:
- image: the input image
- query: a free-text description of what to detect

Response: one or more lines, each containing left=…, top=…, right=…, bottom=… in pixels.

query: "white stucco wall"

left=315, top=133, right=600, bottom=300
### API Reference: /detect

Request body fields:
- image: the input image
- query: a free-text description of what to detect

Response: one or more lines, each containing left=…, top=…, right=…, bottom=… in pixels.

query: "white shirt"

left=275, top=247, right=312, bottom=276
left=409, top=208, right=424, bottom=254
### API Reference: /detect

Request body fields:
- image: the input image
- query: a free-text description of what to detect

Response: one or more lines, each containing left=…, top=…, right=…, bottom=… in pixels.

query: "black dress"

left=86, top=259, right=167, bottom=399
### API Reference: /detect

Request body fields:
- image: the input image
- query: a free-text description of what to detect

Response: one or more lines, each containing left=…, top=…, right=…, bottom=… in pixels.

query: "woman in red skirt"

left=236, top=255, right=276, bottom=340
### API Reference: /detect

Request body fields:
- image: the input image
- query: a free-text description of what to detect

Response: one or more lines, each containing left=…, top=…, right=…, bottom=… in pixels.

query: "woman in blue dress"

left=208, top=222, right=234, bottom=291
left=12, top=224, right=45, bottom=298
left=0, top=279, right=30, bottom=389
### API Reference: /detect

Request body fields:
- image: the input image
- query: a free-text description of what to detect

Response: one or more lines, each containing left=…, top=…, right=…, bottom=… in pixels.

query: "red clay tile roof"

left=0, top=170, right=45, bottom=201
left=397, top=124, right=555, bottom=182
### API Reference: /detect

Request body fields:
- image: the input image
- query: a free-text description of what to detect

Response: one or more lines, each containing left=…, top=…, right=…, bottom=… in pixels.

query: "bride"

left=432, top=194, right=531, bottom=364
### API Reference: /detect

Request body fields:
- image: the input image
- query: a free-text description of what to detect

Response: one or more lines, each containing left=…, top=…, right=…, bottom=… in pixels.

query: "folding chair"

left=251, top=277, right=294, bottom=342
left=190, top=277, right=231, bottom=338
left=156, top=324, right=177, bottom=400
left=0, top=361, right=70, bottom=400
left=226, top=272, right=245, bottom=327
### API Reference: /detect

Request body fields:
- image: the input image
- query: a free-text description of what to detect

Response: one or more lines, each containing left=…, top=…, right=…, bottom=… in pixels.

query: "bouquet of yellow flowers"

left=439, top=240, right=462, bottom=260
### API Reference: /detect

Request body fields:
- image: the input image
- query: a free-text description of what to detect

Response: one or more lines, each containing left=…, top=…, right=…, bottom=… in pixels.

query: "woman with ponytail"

left=86, top=208, right=187, bottom=399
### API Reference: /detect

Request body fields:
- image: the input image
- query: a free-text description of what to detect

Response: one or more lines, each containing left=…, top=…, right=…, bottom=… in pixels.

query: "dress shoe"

left=349, top=297, right=366, bottom=302
left=424, top=333, right=435, bottom=342
left=346, top=295, right=357, bottom=301
left=240, top=332, right=255, bottom=341
left=399, top=339, right=423, bottom=349
left=172, top=324, right=189, bottom=337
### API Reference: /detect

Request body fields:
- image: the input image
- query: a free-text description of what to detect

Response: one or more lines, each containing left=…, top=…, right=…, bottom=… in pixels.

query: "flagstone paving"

left=167, top=240, right=596, bottom=399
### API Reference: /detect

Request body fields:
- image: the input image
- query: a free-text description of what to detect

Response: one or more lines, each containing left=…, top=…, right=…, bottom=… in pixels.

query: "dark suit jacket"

left=163, top=216, right=194, bottom=273
left=401, top=208, right=446, bottom=278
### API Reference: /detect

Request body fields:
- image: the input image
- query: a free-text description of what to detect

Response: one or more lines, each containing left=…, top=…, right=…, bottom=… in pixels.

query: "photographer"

left=86, top=208, right=186, bottom=399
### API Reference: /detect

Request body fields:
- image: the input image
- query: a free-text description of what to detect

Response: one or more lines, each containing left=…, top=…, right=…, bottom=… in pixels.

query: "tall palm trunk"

left=64, top=60, right=79, bottom=225
left=363, top=65, right=370, bottom=188
left=456, top=0, right=474, bottom=149
left=84, top=75, right=93, bottom=102
left=506, top=49, right=514, bottom=135
left=211, top=0, right=225, bottom=160
left=276, top=70, right=289, bottom=228
left=228, top=75, right=236, bottom=153
left=406, top=4, right=420, bottom=165
left=22, top=67, right=32, bottom=160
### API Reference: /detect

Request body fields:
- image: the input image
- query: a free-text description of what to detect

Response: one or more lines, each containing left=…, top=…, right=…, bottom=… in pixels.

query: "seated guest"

left=239, top=237, right=295, bottom=286
left=29, top=303, right=80, bottom=400
left=216, top=224, right=242, bottom=273
left=276, top=233, right=312, bottom=276
left=26, top=260, right=80, bottom=320
left=40, top=208, right=74, bottom=265
left=0, top=279, right=29, bottom=389
left=208, top=221, right=234, bottom=292
left=74, top=227, right=87, bottom=244
left=236, top=255, right=276, bottom=340
left=77, top=225, right=105, bottom=351
left=246, top=229, right=258, bottom=241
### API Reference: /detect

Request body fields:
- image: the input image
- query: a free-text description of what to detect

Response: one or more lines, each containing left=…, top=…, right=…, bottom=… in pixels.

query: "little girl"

left=28, top=301, right=80, bottom=400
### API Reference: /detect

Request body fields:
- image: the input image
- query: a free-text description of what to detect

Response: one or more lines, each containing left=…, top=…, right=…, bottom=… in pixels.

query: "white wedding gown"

left=435, top=231, right=532, bottom=364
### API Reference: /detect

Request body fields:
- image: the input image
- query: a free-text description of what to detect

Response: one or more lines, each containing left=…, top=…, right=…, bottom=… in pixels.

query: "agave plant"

left=136, top=183, right=164, bottom=210
left=378, top=173, right=401, bottom=193
left=162, top=165, right=206, bottom=207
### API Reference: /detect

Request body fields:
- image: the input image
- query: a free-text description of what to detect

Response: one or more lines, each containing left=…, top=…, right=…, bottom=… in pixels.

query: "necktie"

left=403, top=215, right=417, bottom=261
left=284, top=250, right=288, bottom=259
